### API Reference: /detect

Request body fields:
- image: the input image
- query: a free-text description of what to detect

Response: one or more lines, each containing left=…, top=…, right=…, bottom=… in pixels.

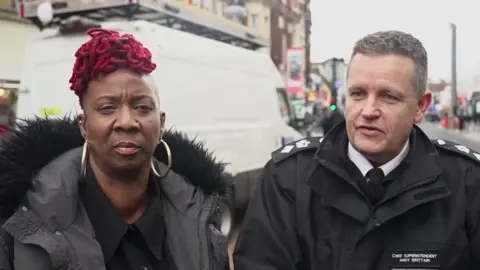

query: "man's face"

left=78, top=69, right=165, bottom=175
left=345, top=53, right=431, bottom=163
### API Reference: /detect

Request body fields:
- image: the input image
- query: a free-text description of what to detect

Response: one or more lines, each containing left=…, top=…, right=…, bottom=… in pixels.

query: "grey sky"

left=310, top=0, right=479, bottom=81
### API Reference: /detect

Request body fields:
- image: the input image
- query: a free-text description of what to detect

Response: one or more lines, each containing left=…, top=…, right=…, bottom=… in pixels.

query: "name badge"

left=389, top=249, right=439, bottom=270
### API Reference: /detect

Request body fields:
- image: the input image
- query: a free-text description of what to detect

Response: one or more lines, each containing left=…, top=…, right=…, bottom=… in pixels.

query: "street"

left=418, top=122, right=480, bottom=152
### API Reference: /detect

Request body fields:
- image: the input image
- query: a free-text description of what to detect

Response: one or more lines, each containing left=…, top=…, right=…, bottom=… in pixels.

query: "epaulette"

left=272, top=137, right=323, bottom=163
left=432, top=139, right=480, bottom=163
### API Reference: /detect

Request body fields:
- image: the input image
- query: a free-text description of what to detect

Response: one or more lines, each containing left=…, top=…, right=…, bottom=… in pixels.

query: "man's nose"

left=361, top=97, right=381, bottom=118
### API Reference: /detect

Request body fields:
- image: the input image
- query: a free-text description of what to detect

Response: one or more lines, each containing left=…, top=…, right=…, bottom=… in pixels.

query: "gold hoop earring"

left=151, top=139, right=172, bottom=178
left=81, top=141, right=88, bottom=178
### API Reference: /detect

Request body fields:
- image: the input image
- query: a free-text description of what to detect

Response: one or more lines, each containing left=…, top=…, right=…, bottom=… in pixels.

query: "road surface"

left=418, top=122, right=480, bottom=152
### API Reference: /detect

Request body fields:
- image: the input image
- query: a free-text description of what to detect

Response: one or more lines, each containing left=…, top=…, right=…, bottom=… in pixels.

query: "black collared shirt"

left=79, top=164, right=175, bottom=270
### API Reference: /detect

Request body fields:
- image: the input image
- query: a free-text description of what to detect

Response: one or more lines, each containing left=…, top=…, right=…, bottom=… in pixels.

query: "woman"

left=0, top=29, right=233, bottom=270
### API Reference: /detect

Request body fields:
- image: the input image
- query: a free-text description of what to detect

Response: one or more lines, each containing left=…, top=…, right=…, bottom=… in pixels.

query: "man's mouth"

left=357, top=125, right=383, bottom=136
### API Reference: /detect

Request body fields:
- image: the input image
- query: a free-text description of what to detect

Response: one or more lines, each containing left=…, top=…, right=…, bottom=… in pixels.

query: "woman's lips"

left=114, top=146, right=139, bottom=156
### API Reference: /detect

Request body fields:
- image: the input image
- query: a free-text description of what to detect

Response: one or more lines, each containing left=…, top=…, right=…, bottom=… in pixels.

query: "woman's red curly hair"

left=69, top=28, right=157, bottom=107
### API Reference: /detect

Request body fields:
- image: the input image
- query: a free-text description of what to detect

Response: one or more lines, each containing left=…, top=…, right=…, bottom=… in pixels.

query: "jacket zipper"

left=205, top=193, right=220, bottom=270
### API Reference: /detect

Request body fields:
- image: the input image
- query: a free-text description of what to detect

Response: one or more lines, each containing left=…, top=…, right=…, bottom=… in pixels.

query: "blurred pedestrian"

left=320, top=107, right=344, bottom=135
left=0, top=124, right=7, bottom=138
left=234, top=30, right=480, bottom=270
left=0, top=28, right=233, bottom=270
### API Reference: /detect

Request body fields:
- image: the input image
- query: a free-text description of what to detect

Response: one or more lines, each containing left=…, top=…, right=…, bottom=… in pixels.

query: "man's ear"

left=78, top=113, right=87, bottom=140
left=414, top=91, right=432, bottom=124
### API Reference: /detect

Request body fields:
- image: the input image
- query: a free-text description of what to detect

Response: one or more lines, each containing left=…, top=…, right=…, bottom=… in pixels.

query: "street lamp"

left=36, top=2, right=54, bottom=25
left=321, top=58, right=345, bottom=110
left=224, top=0, right=247, bottom=23
left=450, top=23, right=458, bottom=129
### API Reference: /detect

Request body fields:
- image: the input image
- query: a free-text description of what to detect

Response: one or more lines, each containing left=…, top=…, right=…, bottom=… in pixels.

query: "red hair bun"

left=69, top=28, right=157, bottom=107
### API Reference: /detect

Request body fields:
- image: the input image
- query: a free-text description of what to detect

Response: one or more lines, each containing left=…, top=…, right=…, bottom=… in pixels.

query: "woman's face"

left=78, top=69, right=164, bottom=174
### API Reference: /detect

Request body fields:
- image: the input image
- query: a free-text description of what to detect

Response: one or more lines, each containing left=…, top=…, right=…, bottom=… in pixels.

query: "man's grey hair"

left=350, top=30, right=428, bottom=98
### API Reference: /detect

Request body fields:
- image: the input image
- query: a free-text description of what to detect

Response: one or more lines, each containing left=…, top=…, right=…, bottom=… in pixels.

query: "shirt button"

left=21, top=206, right=27, bottom=212
left=54, top=231, right=62, bottom=236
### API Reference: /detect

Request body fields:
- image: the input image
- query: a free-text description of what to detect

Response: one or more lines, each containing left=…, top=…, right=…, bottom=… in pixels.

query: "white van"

left=16, top=20, right=303, bottom=208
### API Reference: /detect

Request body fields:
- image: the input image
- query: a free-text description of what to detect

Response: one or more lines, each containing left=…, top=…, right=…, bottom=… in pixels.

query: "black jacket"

left=321, top=111, right=344, bottom=135
left=234, top=122, right=480, bottom=270
left=0, top=117, right=233, bottom=270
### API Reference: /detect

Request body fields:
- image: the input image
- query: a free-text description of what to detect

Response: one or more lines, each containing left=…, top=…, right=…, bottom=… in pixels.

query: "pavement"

left=418, top=122, right=480, bottom=152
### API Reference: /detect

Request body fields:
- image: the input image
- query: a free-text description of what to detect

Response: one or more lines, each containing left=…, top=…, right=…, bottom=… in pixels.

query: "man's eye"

left=350, top=91, right=364, bottom=97
left=382, top=93, right=398, bottom=101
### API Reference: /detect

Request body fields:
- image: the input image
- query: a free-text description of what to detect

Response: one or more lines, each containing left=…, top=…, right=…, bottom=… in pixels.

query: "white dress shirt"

left=348, top=140, right=410, bottom=178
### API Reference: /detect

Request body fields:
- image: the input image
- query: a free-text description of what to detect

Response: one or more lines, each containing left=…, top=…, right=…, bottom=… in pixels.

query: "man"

left=233, top=30, right=480, bottom=269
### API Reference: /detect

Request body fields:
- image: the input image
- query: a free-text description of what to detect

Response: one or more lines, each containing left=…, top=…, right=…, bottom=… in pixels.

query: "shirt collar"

left=79, top=164, right=165, bottom=263
left=348, top=139, right=410, bottom=177
left=134, top=180, right=165, bottom=260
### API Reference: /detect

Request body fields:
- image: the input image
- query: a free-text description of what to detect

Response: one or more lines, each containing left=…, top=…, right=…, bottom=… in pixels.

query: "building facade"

left=0, top=0, right=35, bottom=82
left=458, top=74, right=480, bottom=99
left=269, top=0, right=308, bottom=70
left=0, top=0, right=36, bottom=131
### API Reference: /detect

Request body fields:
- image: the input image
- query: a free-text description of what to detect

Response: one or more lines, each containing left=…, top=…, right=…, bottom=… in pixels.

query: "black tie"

left=365, top=168, right=385, bottom=205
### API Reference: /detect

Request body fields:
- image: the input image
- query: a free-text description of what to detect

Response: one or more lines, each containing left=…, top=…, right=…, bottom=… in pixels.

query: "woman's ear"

left=78, top=113, right=87, bottom=139
left=160, top=111, right=166, bottom=136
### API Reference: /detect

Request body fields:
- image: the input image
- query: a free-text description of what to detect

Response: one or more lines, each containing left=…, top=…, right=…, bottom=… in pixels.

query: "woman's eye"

left=98, top=106, right=115, bottom=114
left=135, top=105, right=153, bottom=112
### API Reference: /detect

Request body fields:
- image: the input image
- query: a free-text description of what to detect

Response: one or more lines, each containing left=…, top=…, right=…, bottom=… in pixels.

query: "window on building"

left=228, top=0, right=245, bottom=5
left=0, top=0, right=15, bottom=10
left=251, top=14, right=258, bottom=29
left=216, top=0, right=224, bottom=15
left=190, top=0, right=201, bottom=7
left=203, top=0, right=213, bottom=11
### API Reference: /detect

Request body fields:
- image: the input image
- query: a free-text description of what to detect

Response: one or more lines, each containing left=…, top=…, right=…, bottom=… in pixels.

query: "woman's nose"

left=114, top=107, right=138, bottom=131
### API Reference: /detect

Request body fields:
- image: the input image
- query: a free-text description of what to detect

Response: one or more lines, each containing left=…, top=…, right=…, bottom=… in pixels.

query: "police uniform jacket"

left=233, top=122, right=480, bottom=270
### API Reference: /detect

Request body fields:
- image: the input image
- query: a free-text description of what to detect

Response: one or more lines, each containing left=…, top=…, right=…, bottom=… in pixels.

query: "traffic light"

left=329, top=98, right=337, bottom=111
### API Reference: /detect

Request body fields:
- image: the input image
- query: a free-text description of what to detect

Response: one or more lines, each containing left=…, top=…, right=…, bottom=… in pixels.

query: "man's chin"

left=352, top=137, right=385, bottom=155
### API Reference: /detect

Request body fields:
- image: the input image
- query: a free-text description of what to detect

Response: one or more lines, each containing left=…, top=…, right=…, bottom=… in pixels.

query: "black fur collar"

left=0, top=117, right=232, bottom=219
